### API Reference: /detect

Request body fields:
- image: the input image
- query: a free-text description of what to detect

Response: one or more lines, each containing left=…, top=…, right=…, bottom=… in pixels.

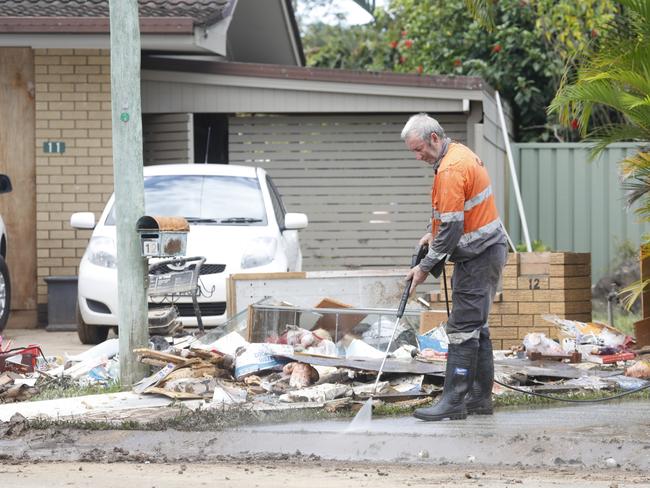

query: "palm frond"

left=620, top=151, right=650, bottom=210
left=587, top=125, right=648, bottom=157
left=619, top=277, right=650, bottom=311
left=464, top=0, right=496, bottom=31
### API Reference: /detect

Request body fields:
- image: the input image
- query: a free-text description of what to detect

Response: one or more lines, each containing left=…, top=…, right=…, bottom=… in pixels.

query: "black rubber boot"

left=413, top=339, right=478, bottom=421
left=466, top=327, right=494, bottom=415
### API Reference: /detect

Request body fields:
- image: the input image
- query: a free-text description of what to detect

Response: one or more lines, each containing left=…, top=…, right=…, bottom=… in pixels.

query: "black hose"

left=442, top=265, right=450, bottom=317
left=494, top=378, right=650, bottom=403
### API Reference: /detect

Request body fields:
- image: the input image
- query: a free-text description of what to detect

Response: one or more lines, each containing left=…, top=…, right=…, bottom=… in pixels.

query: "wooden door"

left=0, top=48, right=37, bottom=327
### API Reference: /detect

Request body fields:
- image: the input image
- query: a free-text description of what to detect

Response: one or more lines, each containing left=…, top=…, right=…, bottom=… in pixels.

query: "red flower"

left=404, top=39, right=413, bottom=48
left=401, top=30, right=408, bottom=38
left=389, top=40, right=398, bottom=49
left=491, top=43, right=502, bottom=54
left=416, top=64, right=423, bottom=75
left=570, top=119, right=579, bottom=130
left=399, top=55, right=406, bottom=64
left=453, top=58, right=462, bottom=67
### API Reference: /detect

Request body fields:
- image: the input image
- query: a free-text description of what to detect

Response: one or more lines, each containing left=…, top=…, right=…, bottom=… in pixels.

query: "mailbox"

left=136, top=215, right=189, bottom=257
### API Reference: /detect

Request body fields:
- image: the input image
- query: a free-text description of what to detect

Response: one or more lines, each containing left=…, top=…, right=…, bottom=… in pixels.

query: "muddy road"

left=1, top=461, right=649, bottom=487
left=1, top=401, right=649, bottom=486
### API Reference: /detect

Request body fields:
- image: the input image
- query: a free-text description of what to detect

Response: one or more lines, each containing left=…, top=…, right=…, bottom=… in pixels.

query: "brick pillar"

left=429, top=252, right=592, bottom=349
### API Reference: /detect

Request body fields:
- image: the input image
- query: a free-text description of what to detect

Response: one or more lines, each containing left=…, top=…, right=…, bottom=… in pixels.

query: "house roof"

left=0, top=0, right=232, bottom=32
left=142, top=57, right=487, bottom=92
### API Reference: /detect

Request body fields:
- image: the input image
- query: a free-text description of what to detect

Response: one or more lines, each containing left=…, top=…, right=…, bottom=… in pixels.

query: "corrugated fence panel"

left=143, top=113, right=192, bottom=165
left=509, top=143, right=649, bottom=283
left=229, top=113, right=468, bottom=270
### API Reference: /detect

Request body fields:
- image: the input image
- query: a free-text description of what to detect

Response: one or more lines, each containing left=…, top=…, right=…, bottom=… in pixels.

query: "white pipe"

left=495, top=90, right=532, bottom=252
left=501, top=222, right=518, bottom=254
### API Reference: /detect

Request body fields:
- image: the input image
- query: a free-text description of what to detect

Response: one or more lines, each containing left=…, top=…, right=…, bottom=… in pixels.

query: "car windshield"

left=105, top=174, right=267, bottom=225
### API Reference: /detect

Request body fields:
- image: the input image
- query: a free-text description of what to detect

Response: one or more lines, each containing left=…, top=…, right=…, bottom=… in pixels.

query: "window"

left=106, top=175, right=267, bottom=225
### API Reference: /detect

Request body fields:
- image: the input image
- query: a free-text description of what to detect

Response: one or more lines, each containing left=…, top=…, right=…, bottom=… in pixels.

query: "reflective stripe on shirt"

left=440, top=211, right=464, bottom=223
left=464, top=185, right=492, bottom=211
left=457, top=218, right=502, bottom=248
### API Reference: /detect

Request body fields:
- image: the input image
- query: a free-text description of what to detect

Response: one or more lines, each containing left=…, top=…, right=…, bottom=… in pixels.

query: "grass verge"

left=20, top=385, right=650, bottom=433
left=29, top=378, right=126, bottom=402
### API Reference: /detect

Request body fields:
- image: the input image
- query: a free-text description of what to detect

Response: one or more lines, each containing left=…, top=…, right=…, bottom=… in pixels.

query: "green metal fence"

left=508, top=143, right=648, bottom=284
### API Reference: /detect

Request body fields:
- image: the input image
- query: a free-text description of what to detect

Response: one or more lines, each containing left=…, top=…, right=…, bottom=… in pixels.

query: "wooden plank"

left=232, top=151, right=424, bottom=161
left=297, top=222, right=428, bottom=232
left=303, top=248, right=422, bottom=258
left=303, top=233, right=425, bottom=242
left=265, top=178, right=428, bottom=188
left=0, top=48, right=36, bottom=318
left=302, top=258, right=419, bottom=268
left=275, top=352, right=446, bottom=375
left=248, top=169, right=427, bottom=179
left=229, top=129, right=468, bottom=143
left=226, top=271, right=306, bottom=316
left=281, top=194, right=429, bottom=203
left=143, top=132, right=191, bottom=142
left=229, top=159, right=430, bottom=170
left=230, top=113, right=467, bottom=127
left=303, top=239, right=420, bottom=248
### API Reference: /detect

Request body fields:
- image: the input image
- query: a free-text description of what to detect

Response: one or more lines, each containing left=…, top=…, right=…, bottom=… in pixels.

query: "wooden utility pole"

left=109, top=0, right=149, bottom=384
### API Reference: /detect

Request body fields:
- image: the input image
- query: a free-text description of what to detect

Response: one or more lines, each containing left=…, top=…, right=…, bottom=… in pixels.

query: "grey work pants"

left=445, top=242, right=508, bottom=344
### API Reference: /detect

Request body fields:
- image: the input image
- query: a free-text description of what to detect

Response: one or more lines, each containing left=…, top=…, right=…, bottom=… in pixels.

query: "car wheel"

left=76, top=301, right=109, bottom=344
left=0, top=256, right=10, bottom=333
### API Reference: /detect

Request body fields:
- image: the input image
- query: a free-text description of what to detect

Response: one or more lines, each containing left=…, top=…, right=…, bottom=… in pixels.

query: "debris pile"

left=126, top=302, right=650, bottom=411
left=0, top=336, right=120, bottom=403
left=2, top=302, right=649, bottom=411
left=523, top=315, right=638, bottom=365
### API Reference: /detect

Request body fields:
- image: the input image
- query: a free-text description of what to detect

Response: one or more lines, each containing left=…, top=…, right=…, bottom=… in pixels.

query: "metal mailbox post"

left=136, top=215, right=205, bottom=332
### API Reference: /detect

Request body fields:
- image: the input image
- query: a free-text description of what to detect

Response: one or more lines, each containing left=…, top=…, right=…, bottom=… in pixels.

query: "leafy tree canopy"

left=298, top=0, right=616, bottom=142
left=550, top=0, right=650, bottom=214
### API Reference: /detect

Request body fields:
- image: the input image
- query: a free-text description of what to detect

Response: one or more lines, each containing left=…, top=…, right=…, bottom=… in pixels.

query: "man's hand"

left=418, top=232, right=433, bottom=247
left=405, top=265, right=428, bottom=296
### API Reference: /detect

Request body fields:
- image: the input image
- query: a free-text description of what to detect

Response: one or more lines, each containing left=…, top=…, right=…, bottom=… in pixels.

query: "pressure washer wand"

left=371, top=245, right=428, bottom=394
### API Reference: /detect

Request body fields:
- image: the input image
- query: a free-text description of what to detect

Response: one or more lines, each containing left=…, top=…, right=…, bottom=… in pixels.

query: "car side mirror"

left=70, top=212, right=96, bottom=229
left=283, top=212, right=308, bottom=230
left=0, top=174, right=12, bottom=194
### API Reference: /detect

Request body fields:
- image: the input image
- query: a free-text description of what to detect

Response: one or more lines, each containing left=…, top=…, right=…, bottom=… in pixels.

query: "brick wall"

left=34, top=49, right=113, bottom=308
left=431, top=252, right=592, bottom=350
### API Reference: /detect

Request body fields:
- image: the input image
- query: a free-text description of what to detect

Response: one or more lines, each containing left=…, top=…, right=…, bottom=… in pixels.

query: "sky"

left=295, top=0, right=386, bottom=26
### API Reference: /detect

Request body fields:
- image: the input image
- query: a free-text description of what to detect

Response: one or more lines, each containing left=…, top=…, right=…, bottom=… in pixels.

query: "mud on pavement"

left=1, top=401, right=650, bottom=475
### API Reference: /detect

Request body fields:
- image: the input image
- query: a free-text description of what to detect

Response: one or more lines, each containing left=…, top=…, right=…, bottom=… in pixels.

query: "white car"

left=70, top=164, right=308, bottom=344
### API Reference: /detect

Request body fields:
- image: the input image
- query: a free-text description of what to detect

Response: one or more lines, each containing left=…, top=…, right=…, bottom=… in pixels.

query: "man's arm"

left=419, top=168, right=466, bottom=274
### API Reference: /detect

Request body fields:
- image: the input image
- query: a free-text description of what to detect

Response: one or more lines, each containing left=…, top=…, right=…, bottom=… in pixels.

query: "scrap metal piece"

left=275, top=352, right=446, bottom=376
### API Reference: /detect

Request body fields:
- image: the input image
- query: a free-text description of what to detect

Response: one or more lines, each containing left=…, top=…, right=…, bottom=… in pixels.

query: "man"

left=401, top=113, right=508, bottom=421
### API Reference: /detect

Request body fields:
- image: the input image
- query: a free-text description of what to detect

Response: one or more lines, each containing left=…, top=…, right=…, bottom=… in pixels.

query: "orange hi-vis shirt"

left=430, top=143, right=501, bottom=257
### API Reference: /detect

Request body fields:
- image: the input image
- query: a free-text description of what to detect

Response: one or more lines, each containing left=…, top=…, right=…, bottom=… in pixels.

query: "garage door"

left=229, top=113, right=468, bottom=270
